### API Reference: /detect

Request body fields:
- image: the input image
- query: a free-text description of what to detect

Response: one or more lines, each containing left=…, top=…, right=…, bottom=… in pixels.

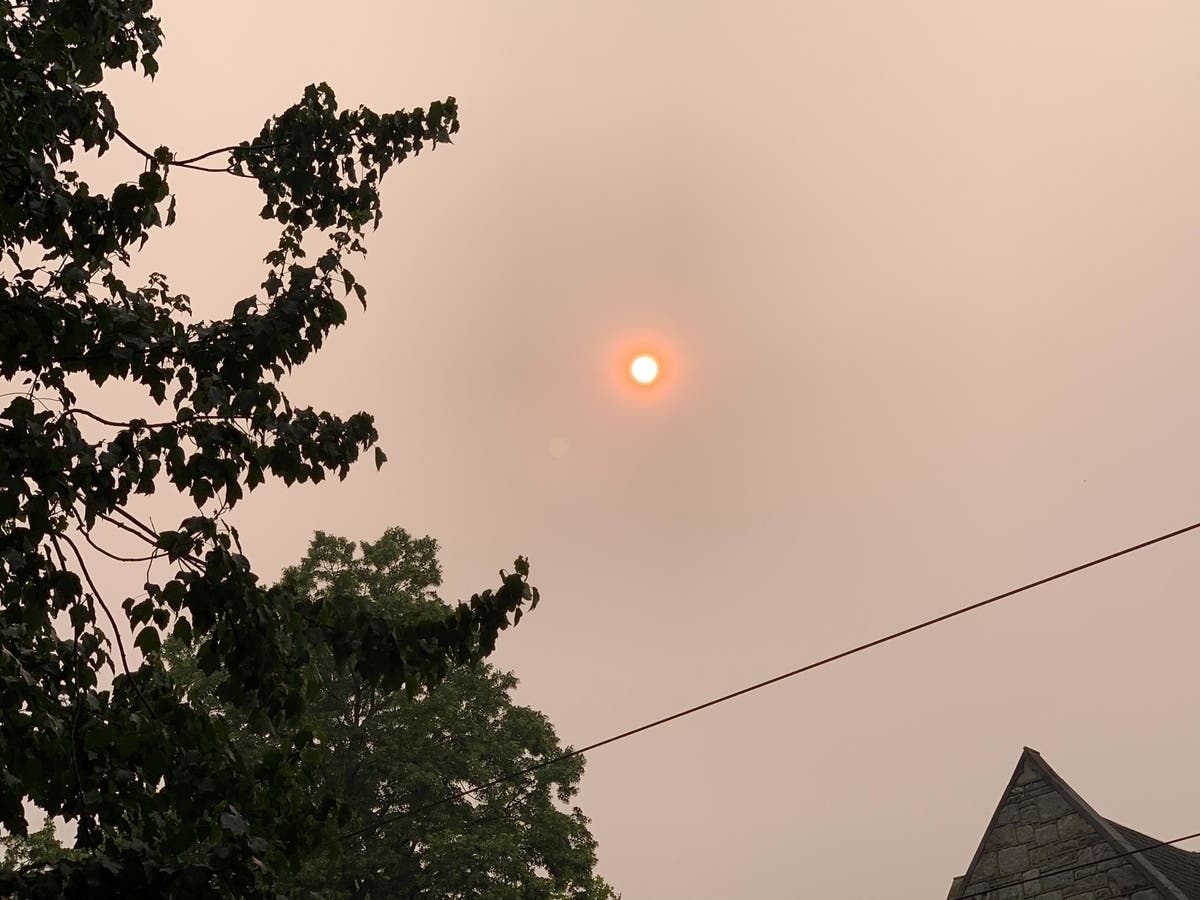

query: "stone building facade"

left=947, top=748, right=1200, bottom=900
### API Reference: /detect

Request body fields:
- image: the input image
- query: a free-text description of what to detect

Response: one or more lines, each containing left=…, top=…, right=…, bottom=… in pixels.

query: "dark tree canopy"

left=0, top=2, right=538, bottom=896
left=171, top=529, right=618, bottom=900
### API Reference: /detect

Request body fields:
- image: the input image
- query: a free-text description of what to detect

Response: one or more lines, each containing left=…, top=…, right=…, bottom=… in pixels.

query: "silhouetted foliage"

left=0, top=2, right=537, bottom=896
left=170, top=529, right=617, bottom=900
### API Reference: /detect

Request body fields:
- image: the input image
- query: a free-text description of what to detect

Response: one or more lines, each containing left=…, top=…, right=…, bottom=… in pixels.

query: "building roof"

left=1104, top=819, right=1200, bottom=900
left=949, top=748, right=1200, bottom=900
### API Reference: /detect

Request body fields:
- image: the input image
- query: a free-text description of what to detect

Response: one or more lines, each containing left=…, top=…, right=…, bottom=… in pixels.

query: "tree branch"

left=95, top=510, right=159, bottom=547
left=112, top=125, right=280, bottom=176
left=54, top=534, right=131, bottom=672
left=97, top=510, right=204, bottom=571
left=73, top=520, right=158, bottom=564
left=63, top=407, right=254, bottom=430
left=109, top=506, right=160, bottom=541
left=111, top=126, right=155, bottom=165
left=54, top=532, right=156, bottom=718
left=68, top=600, right=89, bottom=838
left=174, top=141, right=286, bottom=167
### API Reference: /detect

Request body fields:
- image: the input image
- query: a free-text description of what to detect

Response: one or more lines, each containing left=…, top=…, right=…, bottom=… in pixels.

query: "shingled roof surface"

left=948, top=749, right=1200, bottom=900
left=1105, top=819, right=1200, bottom=900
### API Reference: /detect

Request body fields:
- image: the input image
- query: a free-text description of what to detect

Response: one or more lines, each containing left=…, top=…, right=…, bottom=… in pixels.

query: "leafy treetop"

left=171, top=528, right=618, bottom=900
left=0, top=2, right=537, bottom=896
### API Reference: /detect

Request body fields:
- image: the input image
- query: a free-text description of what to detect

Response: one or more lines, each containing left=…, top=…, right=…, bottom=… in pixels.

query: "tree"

left=0, top=822, right=79, bottom=872
left=170, top=529, right=618, bottom=900
left=0, top=3, right=538, bottom=896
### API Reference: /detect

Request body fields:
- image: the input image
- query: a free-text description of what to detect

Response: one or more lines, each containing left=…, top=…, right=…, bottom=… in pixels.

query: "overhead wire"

left=345, top=518, right=1200, bottom=840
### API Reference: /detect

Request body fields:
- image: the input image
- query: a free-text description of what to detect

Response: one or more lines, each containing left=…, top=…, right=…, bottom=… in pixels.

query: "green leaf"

left=128, top=598, right=154, bottom=627
left=68, top=603, right=90, bottom=632
left=172, top=617, right=193, bottom=646
left=0, top=21, right=576, bottom=894
left=134, top=627, right=161, bottom=655
left=219, top=809, right=248, bottom=837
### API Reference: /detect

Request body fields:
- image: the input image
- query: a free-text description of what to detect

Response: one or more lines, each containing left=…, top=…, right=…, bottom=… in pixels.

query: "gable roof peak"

left=948, top=749, right=1197, bottom=900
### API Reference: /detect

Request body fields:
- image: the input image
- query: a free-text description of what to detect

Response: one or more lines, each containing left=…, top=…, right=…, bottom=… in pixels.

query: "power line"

left=346, top=518, right=1200, bottom=841
left=954, top=830, right=1200, bottom=900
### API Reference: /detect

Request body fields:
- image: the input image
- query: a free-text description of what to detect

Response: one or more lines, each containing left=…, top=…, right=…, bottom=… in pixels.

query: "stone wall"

left=951, top=759, right=1165, bottom=900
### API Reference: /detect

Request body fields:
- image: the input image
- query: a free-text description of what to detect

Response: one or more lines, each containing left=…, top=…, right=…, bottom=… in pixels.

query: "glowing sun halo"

left=629, top=354, right=660, bottom=386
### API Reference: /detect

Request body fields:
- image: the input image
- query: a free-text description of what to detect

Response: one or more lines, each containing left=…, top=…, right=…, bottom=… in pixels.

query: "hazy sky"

left=90, top=3, right=1200, bottom=896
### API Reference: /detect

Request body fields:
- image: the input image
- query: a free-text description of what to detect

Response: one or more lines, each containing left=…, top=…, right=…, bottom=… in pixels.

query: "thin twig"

left=44, top=532, right=91, bottom=825
left=112, top=127, right=155, bottom=164
left=110, top=506, right=160, bottom=541
left=96, top=510, right=159, bottom=546
left=174, top=140, right=285, bottom=166
left=68, top=597, right=89, bottom=839
left=0, top=391, right=62, bottom=413
left=74, top=522, right=158, bottom=563
left=54, top=533, right=156, bottom=717
left=144, top=538, right=160, bottom=587
left=96, top=510, right=204, bottom=570
left=113, top=125, right=280, bottom=176
left=63, top=407, right=255, bottom=429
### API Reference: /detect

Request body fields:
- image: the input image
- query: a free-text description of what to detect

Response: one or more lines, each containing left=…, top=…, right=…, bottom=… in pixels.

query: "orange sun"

left=629, top=354, right=660, bottom=386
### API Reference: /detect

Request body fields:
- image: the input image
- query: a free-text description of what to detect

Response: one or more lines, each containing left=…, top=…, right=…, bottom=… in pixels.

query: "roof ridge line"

left=1026, top=750, right=1190, bottom=900
left=945, top=750, right=1037, bottom=899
